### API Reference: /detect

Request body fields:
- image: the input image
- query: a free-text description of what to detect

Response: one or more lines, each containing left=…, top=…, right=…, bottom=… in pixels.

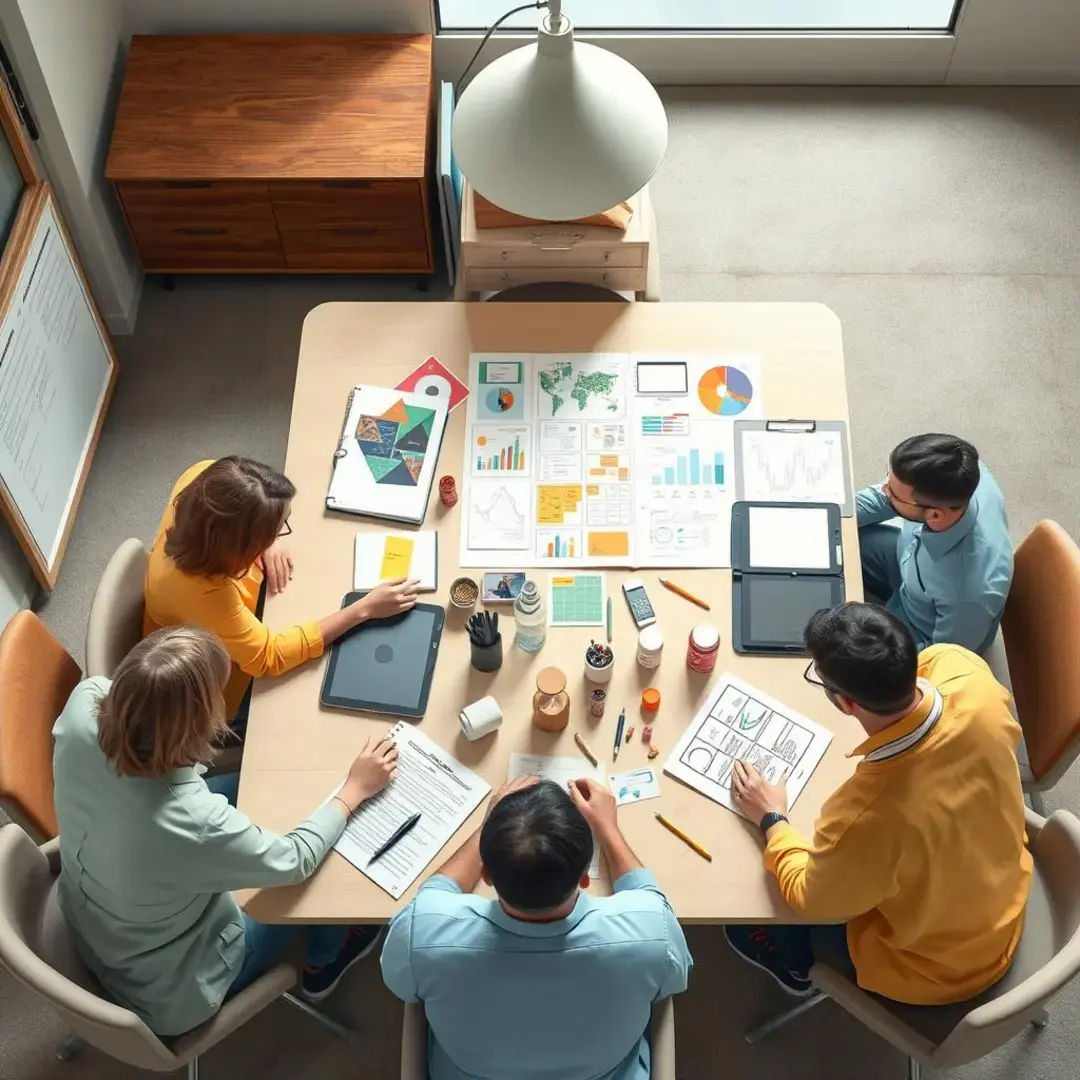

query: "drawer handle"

left=322, top=180, right=372, bottom=190
left=162, top=181, right=213, bottom=189
left=179, top=226, right=227, bottom=236
left=331, top=227, right=377, bottom=237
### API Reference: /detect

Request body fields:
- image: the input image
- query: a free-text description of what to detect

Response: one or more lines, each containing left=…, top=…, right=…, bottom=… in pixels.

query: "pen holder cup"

left=584, top=656, right=614, bottom=685
left=471, top=634, right=503, bottom=673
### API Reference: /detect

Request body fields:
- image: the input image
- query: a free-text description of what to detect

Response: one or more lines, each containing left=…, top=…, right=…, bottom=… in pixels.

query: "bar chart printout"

left=471, top=424, right=529, bottom=474
left=649, top=445, right=726, bottom=487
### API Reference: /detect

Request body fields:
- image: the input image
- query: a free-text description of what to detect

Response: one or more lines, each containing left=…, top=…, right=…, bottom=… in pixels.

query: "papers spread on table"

left=549, top=572, right=607, bottom=627
left=459, top=352, right=764, bottom=569
left=354, top=530, right=438, bottom=592
left=508, top=752, right=604, bottom=877
left=610, top=766, right=661, bottom=806
left=333, top=723, right=490, bottom=899
left=747, top=505, right=832, bottom=570
left=664, top=673, right=833, bottom=818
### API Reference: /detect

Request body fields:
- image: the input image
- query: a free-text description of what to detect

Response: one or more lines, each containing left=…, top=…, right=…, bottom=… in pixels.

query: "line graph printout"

left=467, top=480, right=530, bottom=549
left=663, top=673, right=833, bottom=817
left=738, top=428, right=849, bottom=508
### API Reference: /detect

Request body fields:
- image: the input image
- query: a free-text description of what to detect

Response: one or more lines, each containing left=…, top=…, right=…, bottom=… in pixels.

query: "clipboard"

left=734, top=419, right=854, bottom=517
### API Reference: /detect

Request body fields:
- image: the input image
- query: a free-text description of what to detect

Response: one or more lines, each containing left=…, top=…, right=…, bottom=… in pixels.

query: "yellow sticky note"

left=537, top=485, right=583, bottom=525
left=380, top=536, right=414, bottom=579
left=588, top=532, right=630, bottom=557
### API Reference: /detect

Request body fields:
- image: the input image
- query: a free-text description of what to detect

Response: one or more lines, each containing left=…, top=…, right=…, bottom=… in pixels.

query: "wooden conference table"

left=238, top=301, right=863, bottom=925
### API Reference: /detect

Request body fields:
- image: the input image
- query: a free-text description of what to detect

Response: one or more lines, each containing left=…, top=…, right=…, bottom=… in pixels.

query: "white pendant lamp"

left=452, top=0, right=668, bottom=221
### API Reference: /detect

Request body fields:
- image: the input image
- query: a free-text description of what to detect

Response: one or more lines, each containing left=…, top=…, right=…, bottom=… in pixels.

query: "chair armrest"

left=170, top=963, right=297, bottom=1063
left=400, top=1002, right=427, bottom=1080
left=650, top=997, right=676, bottom=1080
left=41, top=837, right=62, bottom=874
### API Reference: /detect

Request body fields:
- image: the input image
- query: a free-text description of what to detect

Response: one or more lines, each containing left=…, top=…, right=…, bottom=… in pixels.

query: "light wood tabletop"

left=238, top=301, right=863, bottom=924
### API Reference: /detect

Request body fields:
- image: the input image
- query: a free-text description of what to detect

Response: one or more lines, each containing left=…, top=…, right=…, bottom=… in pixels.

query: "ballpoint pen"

left=367, top=811, right=422, bottom=866
left=613, top=708, right=625, bottom=762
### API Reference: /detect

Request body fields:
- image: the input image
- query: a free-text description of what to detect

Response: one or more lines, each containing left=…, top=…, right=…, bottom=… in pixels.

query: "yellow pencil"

left=655, top=812, right=713, bottom=862
left=575, top=732, right=599, bottom=768
left=658, top=577, right=711, bottom=611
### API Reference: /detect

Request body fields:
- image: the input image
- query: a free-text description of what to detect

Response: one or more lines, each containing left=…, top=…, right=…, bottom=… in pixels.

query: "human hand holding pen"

left=337, top=737, right=399, bottom=814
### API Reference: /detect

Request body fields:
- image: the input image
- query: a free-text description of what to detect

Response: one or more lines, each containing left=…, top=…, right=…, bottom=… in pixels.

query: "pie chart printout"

left=697, top=365, right=754, bottom=416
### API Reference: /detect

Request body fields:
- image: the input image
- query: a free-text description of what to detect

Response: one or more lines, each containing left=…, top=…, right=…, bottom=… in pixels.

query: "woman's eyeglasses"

left=277, top=518, right=292, bottom=538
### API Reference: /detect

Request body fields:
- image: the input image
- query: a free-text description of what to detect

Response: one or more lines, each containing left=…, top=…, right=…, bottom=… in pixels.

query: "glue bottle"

left=514, top=579, right=547, bottom=653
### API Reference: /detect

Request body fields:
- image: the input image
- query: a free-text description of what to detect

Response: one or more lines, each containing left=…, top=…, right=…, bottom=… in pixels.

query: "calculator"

left=622, top=578, right=657, bottom=629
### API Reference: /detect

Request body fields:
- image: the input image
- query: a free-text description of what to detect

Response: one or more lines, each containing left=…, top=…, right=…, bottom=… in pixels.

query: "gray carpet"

left=3, top=86, right=1079, bottom=1080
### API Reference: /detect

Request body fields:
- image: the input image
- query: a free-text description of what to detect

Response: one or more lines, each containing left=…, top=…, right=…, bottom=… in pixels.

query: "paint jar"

left=641, top=688, right=661, bottom=714
left=636, top=625, right=664, bottom=669
left=686, top=623, right=720, bottom=674
left=459, top=696, right=503, bottom=741
left=589, top=689, right=607, bottom=717
left=439, top=476, right=458, bottom=507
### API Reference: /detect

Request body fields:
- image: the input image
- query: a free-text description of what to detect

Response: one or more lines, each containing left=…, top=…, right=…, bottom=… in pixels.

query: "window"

left=437, top=1, right=961, bottom=32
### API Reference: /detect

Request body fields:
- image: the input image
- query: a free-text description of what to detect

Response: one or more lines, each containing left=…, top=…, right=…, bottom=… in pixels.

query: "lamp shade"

left=452, top=16, right=668, bottom=221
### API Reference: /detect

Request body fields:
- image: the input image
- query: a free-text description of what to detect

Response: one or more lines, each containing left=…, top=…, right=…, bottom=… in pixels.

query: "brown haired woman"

left=52, top=625, right=398, bottom=1036
left=144, top=457, right=418, bottom=720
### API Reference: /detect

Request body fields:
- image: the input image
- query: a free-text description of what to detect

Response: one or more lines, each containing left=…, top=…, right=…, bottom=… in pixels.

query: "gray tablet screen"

left=326, top=609, right=438, bottom=712
left=747, top=577, right=835, bottom=645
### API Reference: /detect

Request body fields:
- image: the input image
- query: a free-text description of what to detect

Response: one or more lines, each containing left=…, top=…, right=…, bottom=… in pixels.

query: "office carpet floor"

left=2, top=87, right=1079, bottom=1080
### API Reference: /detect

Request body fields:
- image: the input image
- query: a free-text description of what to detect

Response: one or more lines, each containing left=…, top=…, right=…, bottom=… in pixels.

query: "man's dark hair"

left=804, top=603, right=918, bottom=715
left=480, top=779, right=593, bottom=913
left=889, top=434, right=980, bottom=509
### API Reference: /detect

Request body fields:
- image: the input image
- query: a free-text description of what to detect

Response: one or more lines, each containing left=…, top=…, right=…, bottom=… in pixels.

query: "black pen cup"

left=471, top=633, right=503, bottom=673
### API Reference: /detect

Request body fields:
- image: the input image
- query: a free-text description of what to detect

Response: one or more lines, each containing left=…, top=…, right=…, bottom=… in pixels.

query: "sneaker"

left=301, top=925, right=383, bottom=1002
left=724, top=926, right=816, bottom=998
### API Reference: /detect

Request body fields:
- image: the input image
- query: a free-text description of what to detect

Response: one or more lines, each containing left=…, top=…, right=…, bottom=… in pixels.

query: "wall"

left=0, top=0, right=142, bottom=333
left=123, top=0, right=432, bottom=34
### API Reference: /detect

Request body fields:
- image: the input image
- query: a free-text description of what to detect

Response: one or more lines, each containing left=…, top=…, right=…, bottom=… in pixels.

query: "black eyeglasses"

left=803, top=660, right=827, bottom=689
left=277, top=518, right=292, bottom=538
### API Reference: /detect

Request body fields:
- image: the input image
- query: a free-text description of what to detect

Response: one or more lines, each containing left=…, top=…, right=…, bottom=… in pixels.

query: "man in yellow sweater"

left=726, top=602, right=1032, bottom=1005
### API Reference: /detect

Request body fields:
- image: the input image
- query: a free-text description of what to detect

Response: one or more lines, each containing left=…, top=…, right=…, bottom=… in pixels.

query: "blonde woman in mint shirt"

left=52, top=625, right=397, bottom=1036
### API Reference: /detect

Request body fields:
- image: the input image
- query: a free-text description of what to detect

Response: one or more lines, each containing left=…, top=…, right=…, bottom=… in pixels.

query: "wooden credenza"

left=106, top=35, right=434, bottom=275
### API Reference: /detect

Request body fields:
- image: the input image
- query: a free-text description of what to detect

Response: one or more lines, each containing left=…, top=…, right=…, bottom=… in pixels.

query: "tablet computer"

left=320, top=593, right=444, bottom=718
left=733, top=573, right=845, bottom=654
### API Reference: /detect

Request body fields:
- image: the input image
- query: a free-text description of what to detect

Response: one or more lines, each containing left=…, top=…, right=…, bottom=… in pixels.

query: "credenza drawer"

left=463, top=265, right=645, bottom=293
left=462, top=243, right=645, bottom=269
left=280, top=225, right=431, bottom=271
left=269, top=180, right=423, bottom=230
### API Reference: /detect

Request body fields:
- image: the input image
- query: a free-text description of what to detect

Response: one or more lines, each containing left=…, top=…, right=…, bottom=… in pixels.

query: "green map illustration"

left=539, top=361, right=621, bottom=416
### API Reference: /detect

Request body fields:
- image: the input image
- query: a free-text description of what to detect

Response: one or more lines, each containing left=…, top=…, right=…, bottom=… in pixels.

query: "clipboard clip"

left=765, top=419, right=817, bottom=433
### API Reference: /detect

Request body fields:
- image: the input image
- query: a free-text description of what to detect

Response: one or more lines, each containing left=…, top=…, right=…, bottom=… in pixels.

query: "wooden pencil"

left=655, top=812, right=713, bottom=861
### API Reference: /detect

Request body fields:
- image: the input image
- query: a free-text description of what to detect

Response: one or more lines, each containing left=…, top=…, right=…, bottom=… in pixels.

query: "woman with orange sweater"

left=144, top=457, right=418, bottom=719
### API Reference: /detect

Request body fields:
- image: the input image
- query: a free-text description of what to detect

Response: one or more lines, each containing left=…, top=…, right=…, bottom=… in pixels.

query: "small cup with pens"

left=468, top=611, right=502, bottom=673
left=584, top=640, right=614, bottom=684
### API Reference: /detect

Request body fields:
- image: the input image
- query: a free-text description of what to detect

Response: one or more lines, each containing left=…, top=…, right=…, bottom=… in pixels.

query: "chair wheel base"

left=56, top=1034, right=85, bottom=1061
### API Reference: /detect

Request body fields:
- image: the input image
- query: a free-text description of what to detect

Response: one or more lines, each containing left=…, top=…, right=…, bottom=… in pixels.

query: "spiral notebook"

left=327, top=385, right=449, bottom=525
left=332, top=722, right=490, bottom=899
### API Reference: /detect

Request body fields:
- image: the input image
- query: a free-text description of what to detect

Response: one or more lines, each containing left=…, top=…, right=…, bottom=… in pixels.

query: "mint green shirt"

left=52, top=677, right=346, bottom=1036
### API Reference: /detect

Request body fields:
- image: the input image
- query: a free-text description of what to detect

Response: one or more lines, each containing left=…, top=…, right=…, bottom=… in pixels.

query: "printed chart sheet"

left=663, top=673, right=833, bottom=817
left=460, top=352, right=763, bottom=568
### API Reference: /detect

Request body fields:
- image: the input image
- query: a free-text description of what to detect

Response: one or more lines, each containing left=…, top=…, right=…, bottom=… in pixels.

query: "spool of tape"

left=459, top=696, right=503, bottom=741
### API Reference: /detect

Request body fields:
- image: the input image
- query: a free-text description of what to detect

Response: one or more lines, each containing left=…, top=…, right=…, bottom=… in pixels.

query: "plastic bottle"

left=513, top=579, right=547, bottom=653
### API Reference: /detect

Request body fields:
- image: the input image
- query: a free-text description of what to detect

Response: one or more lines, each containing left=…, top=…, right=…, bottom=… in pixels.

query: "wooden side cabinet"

left=106, top=35, right=434, bottom=275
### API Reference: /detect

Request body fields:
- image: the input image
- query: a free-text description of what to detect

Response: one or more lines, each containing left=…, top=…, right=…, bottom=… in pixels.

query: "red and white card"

left=395, top=355, right=470, bottom=413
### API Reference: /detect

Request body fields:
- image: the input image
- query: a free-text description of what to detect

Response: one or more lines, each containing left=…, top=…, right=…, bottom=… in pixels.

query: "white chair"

left=85, top=538, right=149, bottom=678
left=400, top=997, right=677, bottom=1079
left=0, top=824, right=353, bottom=1079
left=744, top=809, right=1080, bottom=1080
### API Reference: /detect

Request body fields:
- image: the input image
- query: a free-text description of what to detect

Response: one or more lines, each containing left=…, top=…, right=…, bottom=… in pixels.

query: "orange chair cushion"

left=1002, top=520, right=1080, bottom=780
left=0, top=611, right=80, bottom=838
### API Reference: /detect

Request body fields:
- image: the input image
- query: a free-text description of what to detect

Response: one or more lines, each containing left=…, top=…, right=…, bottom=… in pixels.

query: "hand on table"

left=339, top=736, right=399, bottom=812
left=259, top=541, right=294, bottom=596
left=731, top=760, right=788, bottom=826
left=485, top=774, right=541, bottom=820
left=355, top=578, right=420, bottom=621
left=569, top=777, right=618, bottom=835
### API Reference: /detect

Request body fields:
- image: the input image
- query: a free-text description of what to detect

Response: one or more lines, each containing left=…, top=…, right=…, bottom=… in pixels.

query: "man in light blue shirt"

left=381, top=776, right=692, bottom=1080
left=857, top=433, right=1013, bottom=654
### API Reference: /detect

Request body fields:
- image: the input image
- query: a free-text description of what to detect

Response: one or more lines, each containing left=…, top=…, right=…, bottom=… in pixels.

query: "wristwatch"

left=759, top=811, right=789, bottom=833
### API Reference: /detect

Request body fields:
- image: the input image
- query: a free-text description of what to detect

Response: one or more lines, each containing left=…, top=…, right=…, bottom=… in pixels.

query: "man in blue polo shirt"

left=380, top=775, right=692, bottom=1080
left=857, top=433, right=1012, bottom=654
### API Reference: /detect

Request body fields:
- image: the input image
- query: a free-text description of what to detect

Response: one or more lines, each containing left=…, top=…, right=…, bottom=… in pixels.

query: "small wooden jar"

left=532, top=667, right=571, bottom=732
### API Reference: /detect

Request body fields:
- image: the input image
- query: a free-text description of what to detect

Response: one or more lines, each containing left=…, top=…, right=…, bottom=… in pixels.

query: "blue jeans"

left=754, top=923, right=854, bottom=978
left=227, top=915, right=349, bottom=998
left=859, top=523, right=903, bottom=603
left=205, top=770, right=240, bottom=807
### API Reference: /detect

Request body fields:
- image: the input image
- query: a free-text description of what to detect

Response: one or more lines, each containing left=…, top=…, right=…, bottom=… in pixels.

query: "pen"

left=367, top=812, right=422, bottom=866
left=613, top=708, right=625, bottom=762
left=659, top=577, right=711, bottom=611
left=606, top=597, right=613, bottom=644
left=575, top=732, right=598, bottom=767
left=655, top=812, right=713, bottom=862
